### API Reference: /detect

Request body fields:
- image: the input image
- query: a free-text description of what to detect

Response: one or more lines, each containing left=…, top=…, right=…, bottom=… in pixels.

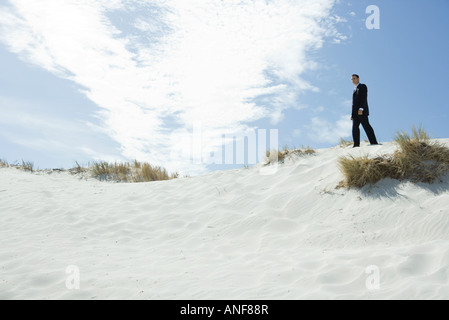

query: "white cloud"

left=77, top=146, right=126, bottom=163
left=292, top=129, right=302, bottom=137
left=0, top=0, right=341, bottom=174
left=342, top=99, right=352, bottom=107
left=0, top=96, right=85, bottom=135
left=0, top=95, right=122, bottom=163
left=315, top=106, right=325, bottom=113
left=307, top=115, right=352, bottom=144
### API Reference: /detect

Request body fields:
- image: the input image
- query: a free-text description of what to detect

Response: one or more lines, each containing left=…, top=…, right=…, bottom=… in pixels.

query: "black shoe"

left=353, top=145, right=360, bottom=148
left=369, top=143, right=381, bottom=146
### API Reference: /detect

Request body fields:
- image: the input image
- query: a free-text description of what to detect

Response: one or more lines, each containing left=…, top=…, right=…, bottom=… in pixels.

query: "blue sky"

left=1, top=0, right=448, bottom=175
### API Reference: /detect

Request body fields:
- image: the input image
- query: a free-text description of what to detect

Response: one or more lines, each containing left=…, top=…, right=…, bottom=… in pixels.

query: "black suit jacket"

left=352, top=83, right=370, bottom=117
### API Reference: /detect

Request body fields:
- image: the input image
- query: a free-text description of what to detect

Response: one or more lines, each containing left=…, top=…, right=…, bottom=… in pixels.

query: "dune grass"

left=265, top=146, right=316, bottom=165
left=0, top=158, right=178, bottom=183
left=69, top=161, right=88, bottom=175
left=0, top=159, right=34, bottom=172
left=338, top=155, right=397, bottom=188
left=88, top=160, right=179, bottom=182
left=338, top=126, right=449, bottom=188
left=20, top=160, right=35, bottom=172
left=339, top=138, right=353, bottom=148
left=0, top=159, right=8, bottom=168
left=91, top=161, right=131, bottom=181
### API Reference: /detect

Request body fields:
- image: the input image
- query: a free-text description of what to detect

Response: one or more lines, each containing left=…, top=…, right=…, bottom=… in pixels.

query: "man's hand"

left=350, top=116, right=353, bottom=121
left=358, top=110, right=363, bottom=116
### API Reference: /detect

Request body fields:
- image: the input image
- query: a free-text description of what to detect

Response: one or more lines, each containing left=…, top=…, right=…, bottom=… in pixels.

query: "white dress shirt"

left=354, top=83, right=363, bottom=111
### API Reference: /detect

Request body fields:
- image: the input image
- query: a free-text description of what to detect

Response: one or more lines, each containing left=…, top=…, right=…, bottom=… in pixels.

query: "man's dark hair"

left=352, top=74, right=359, bottom=79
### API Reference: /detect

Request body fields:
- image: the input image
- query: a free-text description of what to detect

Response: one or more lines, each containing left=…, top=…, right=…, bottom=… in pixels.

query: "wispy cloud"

left=307, top=115, right=352, bottom=144
left=0, top=0, right=341, bottom=174
left=0, top=95, right=122, bottom=163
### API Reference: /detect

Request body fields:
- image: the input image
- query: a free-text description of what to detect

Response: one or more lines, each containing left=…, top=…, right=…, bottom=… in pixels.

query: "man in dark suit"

left=351, top=74, right=379, bottom=147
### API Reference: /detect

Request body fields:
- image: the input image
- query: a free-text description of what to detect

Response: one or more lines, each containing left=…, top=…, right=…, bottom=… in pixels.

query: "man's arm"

left=357, top=84, right=368, bottom=115
left=359, top=84, right=368, bottom=109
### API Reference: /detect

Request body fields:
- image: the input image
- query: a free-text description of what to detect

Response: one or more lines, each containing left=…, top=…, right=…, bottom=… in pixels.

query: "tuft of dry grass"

left=339, top=138, right=353, bottom=148
left=338, top=126, right=449, bottom=188
left=0, top=159, right=35, bottom=172
left=0, top=159, right=8, bottom=168
left=265, top=146, right=316, bottom=165
left=1, top=157, right=178, bottom=183
left=338, top=155, right=398, bottom=188
left=302, top=147, right=316, bottom=156
left=266, top=149, right=285, bottom=164
left=69, top=161, right=88, bottom=175
left=392, top=126, right=449, bottom=183
left=21, top=160, right=34, bottom=172
left=91, top=161, right=131, bottom=181
left=90, top=160, right=178, bottom=182
left=134, top=161, right=178, bottom=182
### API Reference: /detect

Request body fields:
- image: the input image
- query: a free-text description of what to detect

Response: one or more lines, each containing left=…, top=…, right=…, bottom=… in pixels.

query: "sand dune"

left=1, top=139, right=449, bottom=299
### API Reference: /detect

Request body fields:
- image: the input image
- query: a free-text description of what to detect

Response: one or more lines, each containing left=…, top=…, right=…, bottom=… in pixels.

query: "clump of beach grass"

left=338, top=126, right=449, bottom=188
left=0, top=159, right=35, bottom=172
left=90, top=160, right=179, bottom=182
left=338, top=155, right=398, bottom=188
left=1, top=157, right=178, bottom=183
left=265, top=146, right=316, bottom=165
left=392, top=127, right=449, bottom=183
left=20, top=160, right=34, bottom=172
left=339, top=138, right=354, bottom=148
left=0, top=159, right=8, bottom=168
left=69, top=161, right=88, bottom=175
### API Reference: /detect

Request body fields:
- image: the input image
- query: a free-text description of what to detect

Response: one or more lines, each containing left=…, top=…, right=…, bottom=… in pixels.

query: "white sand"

left=1, top=139, right=449, bottom=300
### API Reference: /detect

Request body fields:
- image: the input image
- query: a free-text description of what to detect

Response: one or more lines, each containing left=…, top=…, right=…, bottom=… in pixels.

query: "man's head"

left=351, top=74, right=360, bottom=86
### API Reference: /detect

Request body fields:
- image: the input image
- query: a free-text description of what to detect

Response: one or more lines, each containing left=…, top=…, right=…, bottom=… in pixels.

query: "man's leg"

left=352, top=117, right=361, bottom=147
left=360, top=116, right=378, bottom=145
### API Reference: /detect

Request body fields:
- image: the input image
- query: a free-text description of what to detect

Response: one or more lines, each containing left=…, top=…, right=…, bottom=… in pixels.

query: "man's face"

left=351, top=76, right=360, bottom=86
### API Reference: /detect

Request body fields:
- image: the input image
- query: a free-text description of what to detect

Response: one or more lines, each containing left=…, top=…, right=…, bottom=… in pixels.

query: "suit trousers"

left=352, top=115, right=378, bottom=146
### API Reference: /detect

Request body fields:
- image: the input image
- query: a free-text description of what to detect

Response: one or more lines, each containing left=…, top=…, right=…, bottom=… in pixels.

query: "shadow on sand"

left=357, top=174, right=449, bottom=200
